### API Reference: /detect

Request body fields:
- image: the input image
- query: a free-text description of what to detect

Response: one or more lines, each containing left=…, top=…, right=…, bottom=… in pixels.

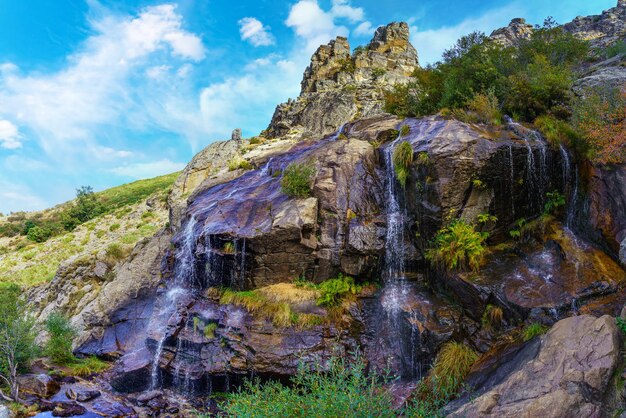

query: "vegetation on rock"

left=218, top=352, right=396, bottom=418
left=426, top=219, right=489, bottom=271
left=281, top=162, right=316, bottom=198
left=522, top=323, right=549, bottom=341
left=392, top=141, right=414, bottom=188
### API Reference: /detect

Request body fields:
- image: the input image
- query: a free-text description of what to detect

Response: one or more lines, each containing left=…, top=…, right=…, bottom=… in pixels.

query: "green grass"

left=66, top=356, right=110, bottom=377
left=96, top=172, right=179, bottom=211
left=522, top=323, right=549, bottom=341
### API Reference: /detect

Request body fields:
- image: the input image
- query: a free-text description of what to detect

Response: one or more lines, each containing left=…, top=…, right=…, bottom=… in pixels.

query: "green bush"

left=45, top=312, right=77, bottom=365
left=392, top=141, right=414, bottom=188
left=219, top=352, right=395, bottom=418
left=281, top=163, right=315, bottom=198
left=606, top=40, right=626, bottom=58
left=105, top=243, right=128, bottom=263
left=26, top=225, right=53, bottom=243
left=426, top=219, right=488, bottom=271
left=67, top=356, right=109, bottom=377
left=317, top=274, right=361, bottom=307
left=544, top=191, right=565, bottom=215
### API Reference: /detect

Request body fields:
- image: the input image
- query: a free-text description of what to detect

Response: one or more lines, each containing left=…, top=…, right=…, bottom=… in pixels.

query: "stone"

left=447, top=315, right=621, bottom=417
left=266, top=22, right=418, bottom=139
left=75, top=390, right=100, bottom=402
left=621, top=237, right=626, bottom=266
left=50, top=402, right=86, bottom=417
left=231, top=128, right=242, bottom=141
left=17, top=374, right=60, bottom=399
left=563, top=0, right=626, bottom=48
left=490, top=18, right=534, bottom=46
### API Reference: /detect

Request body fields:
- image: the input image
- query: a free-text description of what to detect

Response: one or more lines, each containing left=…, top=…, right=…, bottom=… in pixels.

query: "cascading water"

left=559, top=144, right=579, bottom=228
left=378, top=130, right=421, bottom=378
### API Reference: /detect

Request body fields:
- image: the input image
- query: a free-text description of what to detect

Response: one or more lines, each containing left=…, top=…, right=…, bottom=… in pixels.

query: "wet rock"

left=109, top=347, right=152, bottom=393
left=136, top=390, right=163, bottom=404
left=52, top=402, right=86, bottom=417
left=448, top=315, right=621, bottom=417
left=573, top=164, right=626, bottom=264
left=75, top=232, right=172, bottom=357
left=621, top=237, right=626, bottom=266
left=90, top=398, right=136, bottom=417
left=445, top=221, right=626, bottom=320
left=17, top=374, right=60, bottom=399
left=75, top=390, right=100, bottom=403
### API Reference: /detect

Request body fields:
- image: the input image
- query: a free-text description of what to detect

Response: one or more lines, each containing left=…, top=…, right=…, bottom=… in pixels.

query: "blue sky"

left=0, top=0, right=616, bottom=213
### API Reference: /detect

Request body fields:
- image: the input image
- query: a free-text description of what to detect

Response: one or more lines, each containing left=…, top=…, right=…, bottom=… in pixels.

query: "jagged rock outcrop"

left=564, top=0, right=626, bottom=48
left=266, top=22, right=418, bottom=139
left=447, top=315, right=621, bottom=417
left=490, top=18, right=534, bottom=46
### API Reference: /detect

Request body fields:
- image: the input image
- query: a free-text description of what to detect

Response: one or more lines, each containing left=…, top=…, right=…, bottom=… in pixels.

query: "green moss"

left=522, top=323, right=549, bottom=341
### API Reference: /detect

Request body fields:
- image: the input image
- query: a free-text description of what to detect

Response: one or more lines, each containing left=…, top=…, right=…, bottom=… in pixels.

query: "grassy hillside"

left=0, top=172, right=179, bottom=287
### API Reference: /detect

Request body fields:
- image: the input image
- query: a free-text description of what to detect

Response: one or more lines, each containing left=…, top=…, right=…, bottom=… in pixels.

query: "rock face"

left=490, top=18, right=534, bottom=46
left=73, top=231, right=172, bottom=356
left=444, top=220, right=626, bottom=324
left=447, top=315, right=621, bottom=417
left=266, top=22, right=418, bottom=139
left=564, top=0, right=626, bottom=48
left=573, top=164, right=626, bottom=265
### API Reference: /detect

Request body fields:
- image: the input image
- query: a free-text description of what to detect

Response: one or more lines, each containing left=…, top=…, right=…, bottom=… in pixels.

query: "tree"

left=0, top=284, right=37, bottom=402
left=45, top=313, right=77, bottom=365
left=62, top=186, right=104, bottom=230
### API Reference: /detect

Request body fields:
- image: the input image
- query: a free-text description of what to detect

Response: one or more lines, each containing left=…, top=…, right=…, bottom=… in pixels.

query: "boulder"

left=490, top=18, right=534, bottom=46
left=448, top=315, right=621, bottom=417
left=17, top=374, right=60, bottom=399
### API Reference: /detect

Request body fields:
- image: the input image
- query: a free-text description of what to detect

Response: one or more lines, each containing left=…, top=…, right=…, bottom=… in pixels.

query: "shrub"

left=317, top=274, right=361, bottom=307
left=0, top=284, right=38, bottom=401
left=426, top=219, right=489, bottom=271
left=509, top=218, right=527, bottom=240
left=26, top=225, right=52, bottom=243
left=416, top=152, right=430, bottom=165
left=534, top=115, right=582, bottom=149
left=571, top=87, right=626, bottom=164
left=223, top=242, right=235, bottom=254
left=220, top=351, right=395, bottom=418
left=477, top=213, right=497, bottom=224
left=109, top=223, right=121, bottom=231
left=544, top=191, right=565, bottom=215
left=616, top=317, right=626, bottom=334
left=392, top=141, right=414, bottom=188
left=105, top=243, right=128, bottom=263
left=62, top=186, right=105, bottom=231
left=467, top=90, right=502, bottom=125
left=281, top=163, right=316, bottom=198
left=45, top=313, right=77, bottom=365
left=606, top=40, right=626, bottom=58
left=522, top=323, right=549, bottom=341
left=400, top=125, right=410, bottom=136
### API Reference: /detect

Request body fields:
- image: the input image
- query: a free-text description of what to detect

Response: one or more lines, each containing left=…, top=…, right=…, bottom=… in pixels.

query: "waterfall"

left=560, top=145, right=579, bottom=228
left=331, top=123, right=347, bottom=140
left=508, top=145, right=515, bottom=217
left=378, top=130, right=421, bottom=378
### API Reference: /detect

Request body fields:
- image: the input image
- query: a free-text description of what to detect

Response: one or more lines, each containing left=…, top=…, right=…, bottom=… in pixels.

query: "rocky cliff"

left=12, top=2, right=626, bottom=417
left=266, top=22, right=418, bottom=139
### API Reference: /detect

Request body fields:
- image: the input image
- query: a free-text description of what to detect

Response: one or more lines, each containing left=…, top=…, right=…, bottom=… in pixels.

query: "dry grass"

left=257, top=282, right=320, bottom=304
left=220, top=289, right=301, bottom=328
left=482, top=304, right=503, bottom=330
left=430, top=341, right=478, bottom=392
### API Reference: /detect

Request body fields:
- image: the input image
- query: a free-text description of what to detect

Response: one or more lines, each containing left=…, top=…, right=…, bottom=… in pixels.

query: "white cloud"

left=0, top=3, right=206, bottom=159
left=0, top=180, right=47, bottom=213
left=238, top=17, right=275, bottom=47
left=353, top=21, right=374, bottom=36
left=410, top=4, right=522, bottom=64
left=330, top=0, right=365, bottom=22
left=286, top=0, right=368, bottom=53
left=0, top=119, right=22, bottom=149
left=110, top=159, right=186, bottom=179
